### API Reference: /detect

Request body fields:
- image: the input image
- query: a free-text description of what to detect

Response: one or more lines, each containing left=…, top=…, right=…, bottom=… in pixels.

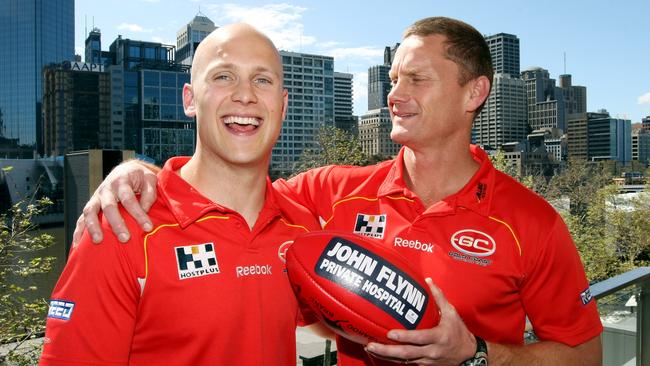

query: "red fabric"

left=41, top=157, right=319, bottom=365
left=275, top=145, right=602, bottom=365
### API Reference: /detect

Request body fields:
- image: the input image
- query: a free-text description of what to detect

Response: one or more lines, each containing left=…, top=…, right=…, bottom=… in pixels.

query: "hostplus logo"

left=353, top=213, right=387, bottom=239
left=175, top=243, right=220, bottom=280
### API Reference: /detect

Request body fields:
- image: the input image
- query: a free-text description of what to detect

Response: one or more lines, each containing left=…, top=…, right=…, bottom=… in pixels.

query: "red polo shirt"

left=276, top=145, right=602, bottom=366
left=41, top=157, right=319, bottom=366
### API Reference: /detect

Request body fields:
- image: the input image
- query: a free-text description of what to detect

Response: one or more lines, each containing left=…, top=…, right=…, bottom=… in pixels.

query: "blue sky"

left=75, top=0, right=650, bottom=123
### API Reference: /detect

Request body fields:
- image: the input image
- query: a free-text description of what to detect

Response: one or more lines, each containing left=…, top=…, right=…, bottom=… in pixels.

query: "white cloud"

left=117, top=23, right=150, bottom=33
left=638, top=92, right=650, bottom=105
left=203, top=3, right=316, bottom=51
left=318, top=41, right=342, bottom=49
left=353, top=71, right=368, bottom=100
left=151, top=36, right=175, bottom=46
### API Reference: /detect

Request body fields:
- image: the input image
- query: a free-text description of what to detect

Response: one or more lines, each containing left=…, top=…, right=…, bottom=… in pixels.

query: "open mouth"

left=223, top=116, right=261, bottom=133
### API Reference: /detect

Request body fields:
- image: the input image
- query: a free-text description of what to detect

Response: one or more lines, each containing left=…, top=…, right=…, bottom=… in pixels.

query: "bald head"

left=191, top=23, right=283, bottom=83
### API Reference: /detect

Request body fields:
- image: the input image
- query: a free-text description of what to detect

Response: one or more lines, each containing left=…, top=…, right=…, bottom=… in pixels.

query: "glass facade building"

left=272, top=51, right=334, bottom=173
left=0, top=0, right=74, bottom=155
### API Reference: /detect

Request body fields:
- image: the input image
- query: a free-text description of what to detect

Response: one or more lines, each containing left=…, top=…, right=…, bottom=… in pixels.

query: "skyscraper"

left=472, top=33, right=526, bottom=148
left=485, top=33, right=520, bottom=76
left=367, top=44, right=399, bottom=110
left=272, top=51, right=334, bottom=173
left=587, top=111, right=632, bottom=164
left=176, top=13, right=217, bottom=66
left=0, top=0, right=74, bottom=156
left=100, top=33, right=195, bottom=164
left=473, top=73, right=527, bottom=148
left=558, top=74, right=586, bottom=115
left=42, top=61, right=112, bottom=156
left=521, top=67, right=566, bottom=132
left=333, top=72, right=356, bottom=133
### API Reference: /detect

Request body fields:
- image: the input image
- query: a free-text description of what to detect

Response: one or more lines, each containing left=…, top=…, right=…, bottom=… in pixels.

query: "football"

left=286, top=231, right=440, bottom=345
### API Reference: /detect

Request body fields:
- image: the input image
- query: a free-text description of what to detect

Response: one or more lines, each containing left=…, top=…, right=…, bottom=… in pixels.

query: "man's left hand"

left=365, top=278, right=477, bottom=365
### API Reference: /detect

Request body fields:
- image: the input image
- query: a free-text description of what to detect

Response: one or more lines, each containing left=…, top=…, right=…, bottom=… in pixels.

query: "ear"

left=281, top=88, right=289, bottom=121
left=465, top=75, right=491, bottom=113
left=183, top=83, right=196, bottom=117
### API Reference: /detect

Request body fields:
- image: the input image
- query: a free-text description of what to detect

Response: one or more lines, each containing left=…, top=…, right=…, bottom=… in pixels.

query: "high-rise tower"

left=0, top=0, right=74, bottom=156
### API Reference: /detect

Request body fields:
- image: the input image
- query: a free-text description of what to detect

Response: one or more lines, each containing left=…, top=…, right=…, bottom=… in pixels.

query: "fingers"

left=425, top=278, right=454, bottom=316
left=72, top=215, right=87, bottom=248
left=82, top=196, right=104, bottom=243
left=365, top=343, right=431, bottom=365
left=137, top=172, right=158, bottom=228
left=98, top=188, right=130, bottom=242
left=117, top=184, right=152, bottom=233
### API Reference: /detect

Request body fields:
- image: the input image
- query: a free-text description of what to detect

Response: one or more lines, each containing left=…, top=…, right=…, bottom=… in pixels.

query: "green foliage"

left=498, top=155, right=650, bottom=282
left=294, top=126, right=386, bottom=174
left=1, top=197, right=56, bottom=365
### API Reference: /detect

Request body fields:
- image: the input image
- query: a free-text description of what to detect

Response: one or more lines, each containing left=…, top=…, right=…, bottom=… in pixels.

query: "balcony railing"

left=592, top=266, right=650, bottom=366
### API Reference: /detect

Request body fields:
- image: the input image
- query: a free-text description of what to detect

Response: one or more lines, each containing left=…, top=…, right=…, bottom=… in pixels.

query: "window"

left=129, top=46, right=141, bottom=57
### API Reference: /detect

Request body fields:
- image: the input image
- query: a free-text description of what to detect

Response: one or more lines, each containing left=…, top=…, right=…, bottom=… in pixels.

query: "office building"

left=333, top=72, right=357, bottom=133
left=643, top=116, right=650, bottom=131
left=358, top=108, right=400, bottom=157
left=632, top=129, right=650, bottom=166
left=587, top=111, right=632, bottom=164
left=97, top=32, right=195, bottom=164
left=42, top=61, right=112, bottom=156
left=367, top=44, right=399, bottom=110
left=566, top=112, right=589, bottom=160
left=521, top=67, right=566, bottom=132
left=272, top=51, right=334, bottom=173
left=176, top=13, right=217, bottom=66
left=485, top=33, right=520, bottom=76
left=472, top=73, right=527, bottom=148
left=558, top=74, right=586, bottom=115
left=0, top=0, right=74, bottom=156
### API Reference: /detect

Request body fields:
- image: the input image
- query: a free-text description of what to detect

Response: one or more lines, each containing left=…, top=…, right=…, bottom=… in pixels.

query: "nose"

left=231, top=80, right=258, bottom=105
left=387, top=79, right=408, bottom=106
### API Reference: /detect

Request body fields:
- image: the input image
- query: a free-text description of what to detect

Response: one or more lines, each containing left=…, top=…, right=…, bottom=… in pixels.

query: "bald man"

left=39, top=24, right=319, bottom=365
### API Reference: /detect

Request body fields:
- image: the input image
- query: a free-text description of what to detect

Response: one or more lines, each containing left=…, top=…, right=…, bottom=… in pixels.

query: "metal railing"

left=591, top=267, right=650, bottom=366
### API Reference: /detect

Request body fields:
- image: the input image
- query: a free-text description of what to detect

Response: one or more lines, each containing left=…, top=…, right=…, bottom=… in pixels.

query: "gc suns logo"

left=175, top=243, right=220, bottom=280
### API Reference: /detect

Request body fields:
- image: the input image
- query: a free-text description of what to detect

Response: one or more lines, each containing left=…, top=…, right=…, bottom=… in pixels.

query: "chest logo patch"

left=175, top=243, right=220, bottom=280
left=354, top=213, right=387, bottom=239
left=450, top=229, right=496, bottom=257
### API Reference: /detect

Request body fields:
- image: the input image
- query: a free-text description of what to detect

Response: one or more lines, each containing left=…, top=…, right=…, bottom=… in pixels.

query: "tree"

left=1, top=194, right=56, bottom=365
left=294, top=126, right=378, bottom=174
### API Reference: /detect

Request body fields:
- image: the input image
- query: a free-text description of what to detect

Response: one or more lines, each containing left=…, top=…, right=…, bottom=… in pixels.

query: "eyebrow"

left=206, top=61, right=281, bottom=78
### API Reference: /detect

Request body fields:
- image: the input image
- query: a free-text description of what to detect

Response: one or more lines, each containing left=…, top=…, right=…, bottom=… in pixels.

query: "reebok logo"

left=394, top=237, right=434, bottom=253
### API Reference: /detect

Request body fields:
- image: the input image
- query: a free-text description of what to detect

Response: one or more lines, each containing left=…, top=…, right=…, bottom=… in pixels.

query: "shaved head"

left=191, top=23, right=283, bottom=83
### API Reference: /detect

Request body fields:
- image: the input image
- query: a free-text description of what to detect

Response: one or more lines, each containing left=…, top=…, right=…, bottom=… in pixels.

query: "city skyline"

left=74, top=0, right=650, bottom=123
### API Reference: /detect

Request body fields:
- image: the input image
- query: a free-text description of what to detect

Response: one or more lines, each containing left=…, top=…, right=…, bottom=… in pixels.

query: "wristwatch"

left=460, top=335, right=488, bottom=366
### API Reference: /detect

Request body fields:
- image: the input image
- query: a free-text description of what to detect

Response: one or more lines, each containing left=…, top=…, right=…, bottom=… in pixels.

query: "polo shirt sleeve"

left=275, top=166, right=338, bottom=221
left=519, top=214, right=603, bottom=346
left=40, top=217, right=141, bottom=365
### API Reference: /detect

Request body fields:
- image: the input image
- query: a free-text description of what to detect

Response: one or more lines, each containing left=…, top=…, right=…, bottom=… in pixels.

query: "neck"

left=180, top=151, right=268, bottom=229
left=402, top=142, right=479, bottom=208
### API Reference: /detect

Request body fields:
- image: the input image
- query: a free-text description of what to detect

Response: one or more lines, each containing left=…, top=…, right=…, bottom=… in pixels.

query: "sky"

left=75, top=0, right=650, bottom=123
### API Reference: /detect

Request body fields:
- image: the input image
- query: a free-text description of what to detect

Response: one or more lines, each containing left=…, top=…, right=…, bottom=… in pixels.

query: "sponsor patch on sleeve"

left=47, top=299, right=75, bottom=320
left=580, top=288, right=593, bottom=305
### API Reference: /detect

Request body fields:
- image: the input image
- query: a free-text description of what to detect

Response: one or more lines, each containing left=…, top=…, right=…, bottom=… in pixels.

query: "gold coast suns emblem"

left=353, top=213, right=387, bottom=239
left=278, top=241, right=293, bottom=263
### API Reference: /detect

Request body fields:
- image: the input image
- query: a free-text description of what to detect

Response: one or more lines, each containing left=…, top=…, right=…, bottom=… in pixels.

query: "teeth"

left=223, top=116, right=260, bottom=126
